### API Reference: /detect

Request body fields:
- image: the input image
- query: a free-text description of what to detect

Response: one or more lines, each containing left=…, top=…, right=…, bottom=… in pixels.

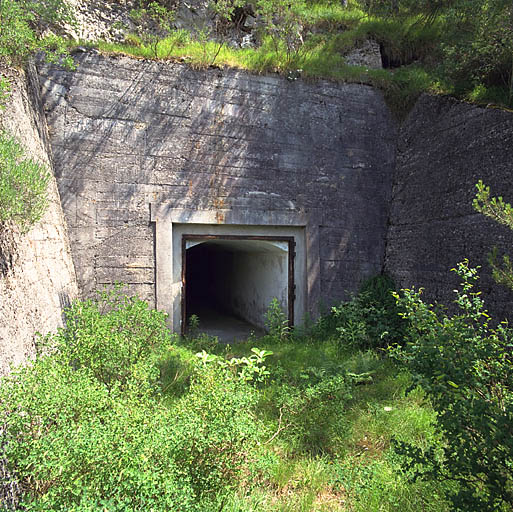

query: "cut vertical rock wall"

left=0, top=64, right=78, bottom=376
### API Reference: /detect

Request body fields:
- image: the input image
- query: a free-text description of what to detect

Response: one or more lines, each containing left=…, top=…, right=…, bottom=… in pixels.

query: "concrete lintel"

left=150, top=204, right=309, bottom=227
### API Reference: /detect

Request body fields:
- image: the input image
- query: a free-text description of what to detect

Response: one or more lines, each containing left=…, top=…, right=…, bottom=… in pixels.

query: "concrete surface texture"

left=3, top=50, right=513, bottom=371
left=0, top=65, right=78, bottom=376
left=385, top=94, right=513, bottom=321
left=10, top=51, right=511, bottom=349
left=38, top=51, right=396, bottom=333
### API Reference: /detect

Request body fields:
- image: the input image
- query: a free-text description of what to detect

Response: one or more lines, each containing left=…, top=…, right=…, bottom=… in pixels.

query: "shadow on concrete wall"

left=39, top=52, right=396, bottom=313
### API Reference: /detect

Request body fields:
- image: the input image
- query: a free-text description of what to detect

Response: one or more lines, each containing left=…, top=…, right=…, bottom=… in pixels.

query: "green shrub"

left=0, top=0, right=37, bottom=63
left=39, top=286, right=173, bottom=392
left=0, top=358, right=201, bottom=512
left=1, top=292, right=268, bottom=510
left=0, top=0, right=74, bottom=66
left=254, top=0, right=307, bottom=67
left=129, top=1, right=176, bottom=58
left=473, top=180, right=513, bottom=290
left=0, top=131, right=50, bottom=232
left=171, top=363, right=267, bottom=502
left=391, top=261, right=513, bottom=511
left=331, top=274, right=406, bottom=350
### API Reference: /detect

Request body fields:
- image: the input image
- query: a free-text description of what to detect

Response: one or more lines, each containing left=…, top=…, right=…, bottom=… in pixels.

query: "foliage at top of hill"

left=1, top=0, right=512, bottom=118
left=94, top=0, right=513, bottom=116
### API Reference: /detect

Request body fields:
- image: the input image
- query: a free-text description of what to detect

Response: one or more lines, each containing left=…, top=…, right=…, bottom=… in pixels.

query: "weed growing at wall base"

left=0, top=131, right=50, bottom=232
left=330, top=273, right=406, bottom=350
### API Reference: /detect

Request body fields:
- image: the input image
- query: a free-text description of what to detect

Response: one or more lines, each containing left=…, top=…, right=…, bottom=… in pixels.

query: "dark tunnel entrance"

left=182, top=235, right=295, bottom=342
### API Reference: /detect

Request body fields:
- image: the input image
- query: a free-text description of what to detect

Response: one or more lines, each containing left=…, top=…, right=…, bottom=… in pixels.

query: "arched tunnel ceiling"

left=185, top=239, right=289, bottom=253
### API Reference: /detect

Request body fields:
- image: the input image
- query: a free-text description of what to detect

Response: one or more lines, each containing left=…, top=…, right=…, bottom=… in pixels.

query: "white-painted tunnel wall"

left=188, top=240, right=289, bottom=329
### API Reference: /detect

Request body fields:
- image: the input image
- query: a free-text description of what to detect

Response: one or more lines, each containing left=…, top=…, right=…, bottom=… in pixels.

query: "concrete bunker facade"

left=38, top=53, right=397, bottom=333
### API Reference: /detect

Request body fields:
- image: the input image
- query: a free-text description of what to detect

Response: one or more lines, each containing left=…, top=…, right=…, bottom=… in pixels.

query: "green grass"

left=92, top=31, right=437, bottom=120
left=73, top=0, right=500, bottom=122
left=0, top=283, right=455, bottom=510
left=299, top=2, right=367, bottom=32
left=163, top=334, right=451, bottom=511
left=72, top=0, right=513, bottom=117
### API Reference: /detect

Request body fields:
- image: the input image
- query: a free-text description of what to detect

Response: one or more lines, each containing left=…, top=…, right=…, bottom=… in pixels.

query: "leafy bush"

left=16, top=0, right=74, bottom=35
left=0, top=0, right=74, bottom=66
left=171, top=363, right=267, bottom=502
left=129, top=1, right=176, bottom=58
left=0, top=0, right=38, bottom=63
left=439, top=0, right=513, bottom=103
left=473, top=180, right=513, bottom=290
left=391, top=261, right=513, bottom=511
left=0, top=359, right=201, bottom=512
left=196, top=346, right=273, bottom=384
left=39, top=287, right=173, bottom=392
left=0, top=131, right=50, bottom=232
left=254, top=0, right=307, bottom=67
left=356, top=0, right=513, bottom=106
left=0, top=291, right=268, bottom=510
left=331, top=274, right=406, bottom=350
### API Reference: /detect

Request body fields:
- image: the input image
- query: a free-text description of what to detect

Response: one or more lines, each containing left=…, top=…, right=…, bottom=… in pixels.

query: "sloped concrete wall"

left=0, top=65, right=78, bottom=375
left=38, top=52, right=397, bottom=315
left=386, top=94, right=513, bottom=320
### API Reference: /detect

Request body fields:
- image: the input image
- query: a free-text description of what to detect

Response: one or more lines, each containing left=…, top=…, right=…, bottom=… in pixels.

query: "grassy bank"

left=71, top=0, right=512, bottom=119
left=165, top=335, right=449, bottom=511
left=0, top=286, right=450, bottom=511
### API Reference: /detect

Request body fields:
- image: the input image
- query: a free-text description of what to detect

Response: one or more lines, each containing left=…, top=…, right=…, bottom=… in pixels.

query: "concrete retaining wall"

left=385, top=94, right=513, bottom=320
left=34, top=52, right=513, bottom=329
left=38, top=52, right=396, bottom=322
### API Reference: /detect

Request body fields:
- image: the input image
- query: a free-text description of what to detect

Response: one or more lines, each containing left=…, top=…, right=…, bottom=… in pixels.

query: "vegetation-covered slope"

left=92, top=0, right=513, bottom=117
left=1, top=0, right=512, bottom=119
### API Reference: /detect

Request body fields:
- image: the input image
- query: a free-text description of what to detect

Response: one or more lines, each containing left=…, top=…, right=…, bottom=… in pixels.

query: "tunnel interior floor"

left=185, top=306, right=265, bottom=344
